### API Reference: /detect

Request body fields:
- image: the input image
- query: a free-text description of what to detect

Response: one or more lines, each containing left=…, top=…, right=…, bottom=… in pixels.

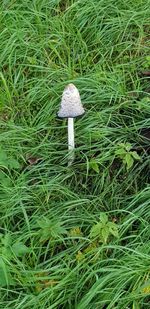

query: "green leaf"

left=109, top=227, right=119, bottom=238
left=0, top=172, right=12, bottom=187
left=140, top=280, right=150, bottom=294
left=100, top=213, right=108, bottom=224
left=119, top=143, right=126, bottom=148
left=101, top=226, right=109, bottom=243
left=90, top=215, right=119, bottom=243
left=146, top=55, right=150, bottom=65
left=124, top=153, right=134, bottom=170
left=76, top=251, right=85, bottom=263
left=1, top=246, right=12, bottom=259
left=115, top=148, right=126, bottom=158
left=118, top=143, right=132, bottom=152
left=107, top=222, right=119, bottom=238
left=0, top=257, right=13, bottom=286
left=0, top=148, right=8, bottom=167
left=49, top=224, right=67, bottom=239
left=27, top=56, right=37, bottom=65
left=8, top=158, right=20, bottom=169
left=1, top=233, right=12, bottom=247
left=90, top=222, right=103, bottom=239
left=89, top=160, right=99, bottom=173
left=0, top=148, right=20, bottom=170
left=12, top=242, right=30, bottom=257
left=125, top=143, right=132, bottom=152
left=131, top=151, right=141, bottom=161
left=0, top=234, right=12, bottom=259
left=38, top=217, right=67, bottom=242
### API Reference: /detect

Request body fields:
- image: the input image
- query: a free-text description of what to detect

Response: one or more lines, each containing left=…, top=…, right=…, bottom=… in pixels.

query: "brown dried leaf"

left=26, top=156, right=42, bottom=165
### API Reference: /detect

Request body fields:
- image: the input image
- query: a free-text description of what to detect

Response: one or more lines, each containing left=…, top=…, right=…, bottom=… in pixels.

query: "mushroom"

left=58, top=83, right=85, bottom=165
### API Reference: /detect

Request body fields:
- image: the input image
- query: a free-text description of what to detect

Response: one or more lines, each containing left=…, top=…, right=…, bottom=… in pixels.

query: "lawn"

left=0, top=0, right=150, bottom=308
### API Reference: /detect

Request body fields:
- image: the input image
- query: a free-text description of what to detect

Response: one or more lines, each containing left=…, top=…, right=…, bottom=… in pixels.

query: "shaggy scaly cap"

left=58, top=84, right=85, bottom=118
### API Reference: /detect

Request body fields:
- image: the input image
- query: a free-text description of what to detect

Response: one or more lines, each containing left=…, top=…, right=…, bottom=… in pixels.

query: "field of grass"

left=0, top=0, right=150, bottom=308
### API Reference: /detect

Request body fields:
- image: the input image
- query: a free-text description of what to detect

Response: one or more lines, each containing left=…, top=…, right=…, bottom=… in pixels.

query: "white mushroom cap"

left=58, top=83, right=85, bottom=118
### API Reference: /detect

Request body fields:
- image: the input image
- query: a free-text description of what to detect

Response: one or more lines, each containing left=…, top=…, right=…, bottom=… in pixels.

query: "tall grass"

left=0, top=0, right=150, bottom=308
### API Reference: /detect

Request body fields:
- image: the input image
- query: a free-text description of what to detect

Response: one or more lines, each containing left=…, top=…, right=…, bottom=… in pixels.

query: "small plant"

left=76, top=250, right=85, bottom=263
left=141, top=281, right=150, bottom=294
left=0, top=233, right=30, bottom=258
left=89, top=159, right=100, bottom=173
left=115, top=143, right=141, bottom=170
left=0, top=233, right=30, bottom=286
left=90, top=213, right=119, bottom=244
left=0, top=147, right=20, bottom=170
left=137, top=97, right=150, bottom=111
left=76, top=241, right=99, bottom=264
left=37, top=217, right=67, bottom=242
left=142, top=55, right=150, bottom=69
left=69, top=227, right=83, bottom=237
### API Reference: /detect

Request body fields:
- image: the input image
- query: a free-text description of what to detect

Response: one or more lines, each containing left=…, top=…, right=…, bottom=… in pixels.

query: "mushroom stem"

left=68, top=117, right=75, bottom=165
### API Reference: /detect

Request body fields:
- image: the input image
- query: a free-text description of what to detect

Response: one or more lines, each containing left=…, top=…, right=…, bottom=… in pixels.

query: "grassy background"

left=0, top=0, right=150, bottom=308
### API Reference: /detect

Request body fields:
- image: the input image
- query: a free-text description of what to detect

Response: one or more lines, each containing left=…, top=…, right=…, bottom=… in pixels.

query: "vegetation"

left=0, top=0, right=150, bottom=308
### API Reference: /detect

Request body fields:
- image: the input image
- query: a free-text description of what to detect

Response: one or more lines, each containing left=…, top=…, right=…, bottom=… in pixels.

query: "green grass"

left=0, top=0, right=150, bottom=308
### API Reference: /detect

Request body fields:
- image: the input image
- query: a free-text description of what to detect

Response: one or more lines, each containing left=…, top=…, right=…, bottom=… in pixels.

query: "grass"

left=0, top=0, right=150, bottom=308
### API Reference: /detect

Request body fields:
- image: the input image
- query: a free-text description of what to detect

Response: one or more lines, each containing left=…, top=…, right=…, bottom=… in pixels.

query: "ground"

left=0, top=0, right=150, bottom=308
